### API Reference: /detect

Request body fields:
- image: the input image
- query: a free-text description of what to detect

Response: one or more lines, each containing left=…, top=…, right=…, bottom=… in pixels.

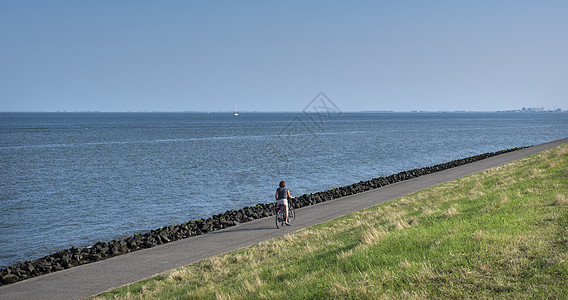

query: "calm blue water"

left=1, top=112, right=567, bottom=267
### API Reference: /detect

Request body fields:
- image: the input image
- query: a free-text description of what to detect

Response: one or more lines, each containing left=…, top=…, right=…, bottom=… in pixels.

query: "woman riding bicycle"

left=275, top=180, right=295, bottom=226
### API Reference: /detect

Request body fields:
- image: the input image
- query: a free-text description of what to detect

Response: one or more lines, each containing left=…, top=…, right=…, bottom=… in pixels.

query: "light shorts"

left=276, top=198, right=288, bottom=206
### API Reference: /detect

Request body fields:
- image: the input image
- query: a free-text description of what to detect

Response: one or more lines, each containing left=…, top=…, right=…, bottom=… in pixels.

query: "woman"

left=275, top=180, right=295, bottom=226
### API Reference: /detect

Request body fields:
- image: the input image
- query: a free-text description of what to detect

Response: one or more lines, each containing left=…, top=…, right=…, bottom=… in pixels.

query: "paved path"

left=2, top=137, right=567, bottom=300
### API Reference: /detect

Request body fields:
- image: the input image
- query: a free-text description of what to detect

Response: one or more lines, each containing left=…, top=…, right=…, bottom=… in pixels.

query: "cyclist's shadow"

left=208, top=225, right=276, bottom=234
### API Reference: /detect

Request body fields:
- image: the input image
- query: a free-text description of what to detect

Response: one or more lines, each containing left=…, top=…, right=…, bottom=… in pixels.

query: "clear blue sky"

left=1, top=1, right=567, bottom=112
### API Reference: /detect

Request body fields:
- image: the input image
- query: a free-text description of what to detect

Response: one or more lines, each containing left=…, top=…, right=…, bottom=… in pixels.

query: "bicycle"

left=275, top=202, right=295, bottom=229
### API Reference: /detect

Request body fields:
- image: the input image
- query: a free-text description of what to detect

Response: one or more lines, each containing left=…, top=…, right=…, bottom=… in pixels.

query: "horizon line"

left=0, top=109, right=565, bottom=114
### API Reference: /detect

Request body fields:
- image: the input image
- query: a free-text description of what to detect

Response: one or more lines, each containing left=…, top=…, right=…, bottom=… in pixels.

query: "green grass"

left=94, top=144, right=568, bottom=299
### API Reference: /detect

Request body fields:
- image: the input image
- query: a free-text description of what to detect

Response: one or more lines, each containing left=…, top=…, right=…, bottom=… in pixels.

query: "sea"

left=1, top=112, right=567, bottom=267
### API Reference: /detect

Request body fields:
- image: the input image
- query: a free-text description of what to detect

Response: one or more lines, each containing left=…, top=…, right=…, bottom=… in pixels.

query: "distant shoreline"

left=0, top=110, right=566, bottom=114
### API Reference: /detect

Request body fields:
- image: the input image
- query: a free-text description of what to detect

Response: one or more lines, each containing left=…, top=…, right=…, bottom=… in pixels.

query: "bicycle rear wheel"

left=275, top=208, right=284, bottom=229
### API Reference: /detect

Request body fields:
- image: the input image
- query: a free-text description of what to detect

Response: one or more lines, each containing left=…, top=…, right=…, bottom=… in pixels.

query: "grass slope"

left=95, top=145, right=568, bottom=299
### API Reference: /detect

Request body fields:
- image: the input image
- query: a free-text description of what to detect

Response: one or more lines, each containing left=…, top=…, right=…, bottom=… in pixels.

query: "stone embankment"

left=0, top=146, right=528, bottom=285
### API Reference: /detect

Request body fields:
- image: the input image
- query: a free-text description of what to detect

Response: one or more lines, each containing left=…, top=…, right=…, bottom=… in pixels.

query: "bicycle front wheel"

left=287, top=207, right=295, bottom=225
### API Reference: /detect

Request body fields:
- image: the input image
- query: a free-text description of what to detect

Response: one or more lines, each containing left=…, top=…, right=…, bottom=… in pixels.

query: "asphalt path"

left=1, top=137, right=567, bottom=300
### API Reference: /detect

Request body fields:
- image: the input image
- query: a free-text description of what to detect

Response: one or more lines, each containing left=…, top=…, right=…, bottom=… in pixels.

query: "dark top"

left=276, top=187, right=289, bottom=200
